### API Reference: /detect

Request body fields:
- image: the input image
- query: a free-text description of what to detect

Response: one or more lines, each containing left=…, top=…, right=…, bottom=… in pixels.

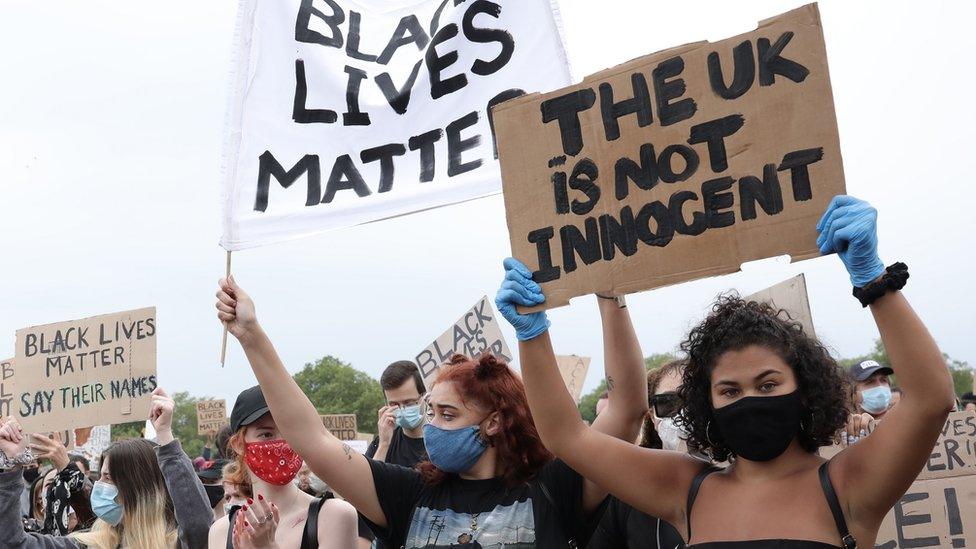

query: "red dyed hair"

left=417, top=353, right=553, bottom=486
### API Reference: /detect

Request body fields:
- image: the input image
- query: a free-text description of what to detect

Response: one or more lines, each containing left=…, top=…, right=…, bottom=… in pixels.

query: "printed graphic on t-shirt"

left=405, top=499, right=536, bottom=548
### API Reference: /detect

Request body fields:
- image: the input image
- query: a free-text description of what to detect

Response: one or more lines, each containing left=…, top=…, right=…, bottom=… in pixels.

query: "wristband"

left=0, top=446, right=35, bottom=470
left=852, top=262, right=909, bottom=308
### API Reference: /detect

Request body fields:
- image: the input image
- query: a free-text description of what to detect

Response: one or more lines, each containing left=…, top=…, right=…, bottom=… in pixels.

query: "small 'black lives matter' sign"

left=494, top=4, right=845, bottom=310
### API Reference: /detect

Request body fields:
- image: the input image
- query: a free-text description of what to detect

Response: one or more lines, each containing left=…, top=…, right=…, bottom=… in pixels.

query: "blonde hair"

left=69, top=439, right=179, bottom=549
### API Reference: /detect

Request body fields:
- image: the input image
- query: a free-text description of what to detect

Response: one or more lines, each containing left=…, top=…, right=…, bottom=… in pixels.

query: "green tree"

left=170, top=391, right=214, bottom=458
left=839, top=339, right=973, bottom=398
left=293, top=355, right=386, bottom=435
left=578, top=353, right=678, bottom=423
left=111, top=421, right=145, bottom=441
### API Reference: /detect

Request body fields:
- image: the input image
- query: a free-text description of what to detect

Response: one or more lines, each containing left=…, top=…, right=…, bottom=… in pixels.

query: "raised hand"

left=0, top=417, right=30, bottom=460
left=216, top=275, right=260, bottom=341
left=494, top=257, right=550, bottom=341
left=149, top=387, right=176, bottom=445
left=377, top=405, right=396, bottom=445
left=30, top=432, right=69, bottom=470
left=816, top=195, right=885, bottom=287
left=233, top=494, right=280, bottom=549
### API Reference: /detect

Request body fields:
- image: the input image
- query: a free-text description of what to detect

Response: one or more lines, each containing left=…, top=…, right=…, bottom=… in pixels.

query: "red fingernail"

left=258, top=494, right=264, bottom=501
left=247, top=498, right=253, bottom=504
left=244, top=520, right=249, bottom=527
left=242, top=505, right=248, bottom=511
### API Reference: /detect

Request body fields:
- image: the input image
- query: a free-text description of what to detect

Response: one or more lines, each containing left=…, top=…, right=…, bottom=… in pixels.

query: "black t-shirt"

left=361, top=457, right=593, bottom=548
left=588, top=497, right=684, bottom=549
left=366, top=427, right=428, bottom=468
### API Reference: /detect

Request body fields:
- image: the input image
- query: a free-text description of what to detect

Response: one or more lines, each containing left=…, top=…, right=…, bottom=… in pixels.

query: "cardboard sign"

left=556, top=355, right=591, bottom=403
left=415, top=296, right=514, bottom=388
left=494, top=4, right=845, bottom=310
left=0, top=358, right=13, bottom=418
left=12, top=307, right=157, bottom=432
left=820, top=412, right=976, bottom=547
left=77, top=425, right=111, bottom=460
left=220, top=0, right=573, bottom=250
left=744, top=274, right=816, bottom=338
left=876, top=411, right=976, bottom=547
left=196, top=399, right=229, bottom=435
left=321, top=414, right=358, bottom=441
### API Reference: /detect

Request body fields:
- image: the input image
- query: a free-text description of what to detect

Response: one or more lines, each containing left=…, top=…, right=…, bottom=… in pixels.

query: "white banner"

left=221, top=0, right=573, bottom=250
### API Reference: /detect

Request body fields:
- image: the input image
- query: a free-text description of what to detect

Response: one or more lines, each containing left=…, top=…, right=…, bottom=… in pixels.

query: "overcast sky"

left=1, top=0, right=973, bottom=412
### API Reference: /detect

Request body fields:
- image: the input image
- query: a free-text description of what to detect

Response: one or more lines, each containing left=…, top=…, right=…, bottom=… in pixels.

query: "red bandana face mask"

left=244, top=439, right=304, bottom=486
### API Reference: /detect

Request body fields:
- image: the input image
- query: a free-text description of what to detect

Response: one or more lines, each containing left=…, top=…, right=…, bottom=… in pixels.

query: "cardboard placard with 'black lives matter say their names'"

left=494, top=4, right=845, bottom=310
left=11, top=307, right=157, bottom=433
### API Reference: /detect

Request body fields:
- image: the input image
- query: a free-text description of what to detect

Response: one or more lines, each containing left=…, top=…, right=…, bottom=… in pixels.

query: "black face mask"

left=203, top=484, right=225, bottom=508
left=22, top=467, right=40, bottom=484
left=712, top=391, right=804, bottom=462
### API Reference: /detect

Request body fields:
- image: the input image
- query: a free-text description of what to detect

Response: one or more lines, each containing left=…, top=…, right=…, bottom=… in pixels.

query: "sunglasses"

left=650, top=392, right=682, bottom=419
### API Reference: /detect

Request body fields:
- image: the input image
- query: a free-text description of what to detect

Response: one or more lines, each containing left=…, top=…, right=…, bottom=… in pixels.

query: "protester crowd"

left=0, top=196, right=967, bottom=548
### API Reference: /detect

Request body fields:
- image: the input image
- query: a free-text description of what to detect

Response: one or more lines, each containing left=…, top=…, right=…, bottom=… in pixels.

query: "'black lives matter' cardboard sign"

left=13, top=307, right=157, bottom=432
left=874, top=411, right=976, bottom=548
left=196, top=399, right=229, bottom=435
left=494, top=4, right=845, bottom=310
left=321, top=414, right=358, bottom=441
left=415, top=296, right=513, bottom=389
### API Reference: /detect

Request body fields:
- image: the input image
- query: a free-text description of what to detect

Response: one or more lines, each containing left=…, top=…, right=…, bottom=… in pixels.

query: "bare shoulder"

left=321, top=497, right=357, bottom=520
left=208, top=514, right=231, bottom=548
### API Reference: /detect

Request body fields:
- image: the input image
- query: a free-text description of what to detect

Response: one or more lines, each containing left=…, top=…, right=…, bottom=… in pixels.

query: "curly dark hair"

left=675, top=294, right=850, bottom=462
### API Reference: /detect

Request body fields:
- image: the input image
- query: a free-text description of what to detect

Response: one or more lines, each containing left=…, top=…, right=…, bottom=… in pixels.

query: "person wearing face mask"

left=199, top=459, right=231, bottom=520
left=367, top=360, right=429, bottom=468
left=849, top=360, right=894, bottom=419
left=0, top=387, right=213, bottom=548
left=589, top=361, right=688, bottom=549
left=207, top=384, right=358, bottom=548
left=214, top=272, right=649, bottom=548
left=220, top=463, right=252, bottom=516
left=509, top=195, right=956, bottom=548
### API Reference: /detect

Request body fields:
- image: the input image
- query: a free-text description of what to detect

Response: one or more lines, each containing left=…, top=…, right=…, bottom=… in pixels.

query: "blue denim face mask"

left=423, top=422, right=488, bottom=473
left=395, top=404, right=424, bottom=430
left=90, top=481, right=123, bottom=526
left=860, top=385, right=892, bottom=414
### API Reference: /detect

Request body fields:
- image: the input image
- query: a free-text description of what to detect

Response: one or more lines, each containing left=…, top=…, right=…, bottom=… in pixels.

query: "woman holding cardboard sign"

left=213, top=273, right=649, bottom=548
left=0, top=387, right=214, bottom=548
left=500, top=195, right=956, bottom=548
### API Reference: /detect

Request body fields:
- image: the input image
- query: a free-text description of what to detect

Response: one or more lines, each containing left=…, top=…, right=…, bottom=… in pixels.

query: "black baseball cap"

left=230, top=385, right=270, bottom=432
left=848, top=360, right=893, bottom=382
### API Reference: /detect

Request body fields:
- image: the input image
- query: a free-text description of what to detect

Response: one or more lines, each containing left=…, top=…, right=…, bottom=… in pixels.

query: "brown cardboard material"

left=414, top=296, right=514, bottom=389
left=494, top=4, right=845, bottom=310
left=744, top=274, right=816, bottom=337
left=0, top=358, right=13, bottom=418
left=556, top=355, right=591, bottom=403
left=196, top=399, right=229, bottom=435
left=321, top=414, right=358, bottom=441
left=820, top=412, right=976, bottom=547
left=13, top=307, right=157, bottom=432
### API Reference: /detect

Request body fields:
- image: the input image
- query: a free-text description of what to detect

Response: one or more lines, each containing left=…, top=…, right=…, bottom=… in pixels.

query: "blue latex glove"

left=816, top=195, right=885, bottom=287
left=494, top=258, right=550, bottom=341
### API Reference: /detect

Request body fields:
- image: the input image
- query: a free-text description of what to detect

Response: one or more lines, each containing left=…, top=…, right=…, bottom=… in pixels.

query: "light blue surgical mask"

left=423, top=423, right=488, bottom=473
left=860, top=385, right=892, bottom=415
left=395, top=404, right=424, bottom=430
left=90, top=481, right=123, bottom=526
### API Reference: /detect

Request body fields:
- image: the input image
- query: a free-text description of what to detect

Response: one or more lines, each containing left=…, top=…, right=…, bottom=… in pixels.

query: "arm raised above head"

left=215, top=277, right=388, bottom=528
left=816, top=196, right=955, bottom=523
left=496, top=259, right=701, bottom=527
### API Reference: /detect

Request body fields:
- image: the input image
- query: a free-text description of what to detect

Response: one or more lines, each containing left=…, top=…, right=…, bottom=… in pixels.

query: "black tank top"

left=226, top=493, right=331, bottom=549
left=685, top=461, right=857, bottom=549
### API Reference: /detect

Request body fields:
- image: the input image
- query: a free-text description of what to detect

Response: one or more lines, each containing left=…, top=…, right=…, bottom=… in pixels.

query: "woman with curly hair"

left=214, top=276, right=649, bottom=548
left=502, top=196, right=955, bottom=548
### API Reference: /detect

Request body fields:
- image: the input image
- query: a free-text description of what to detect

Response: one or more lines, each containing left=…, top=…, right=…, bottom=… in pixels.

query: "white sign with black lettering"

left=221, top=0, right=572, bottom=250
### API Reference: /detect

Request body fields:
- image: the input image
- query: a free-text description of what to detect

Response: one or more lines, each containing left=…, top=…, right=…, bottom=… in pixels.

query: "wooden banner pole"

left=220, top=250, right=232, bottom=367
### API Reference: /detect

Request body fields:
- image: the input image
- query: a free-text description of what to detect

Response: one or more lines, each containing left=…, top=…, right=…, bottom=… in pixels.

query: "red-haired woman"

left=214, top=276, right=649, bottom=548
left=207, top=384, right=359, bottom=548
